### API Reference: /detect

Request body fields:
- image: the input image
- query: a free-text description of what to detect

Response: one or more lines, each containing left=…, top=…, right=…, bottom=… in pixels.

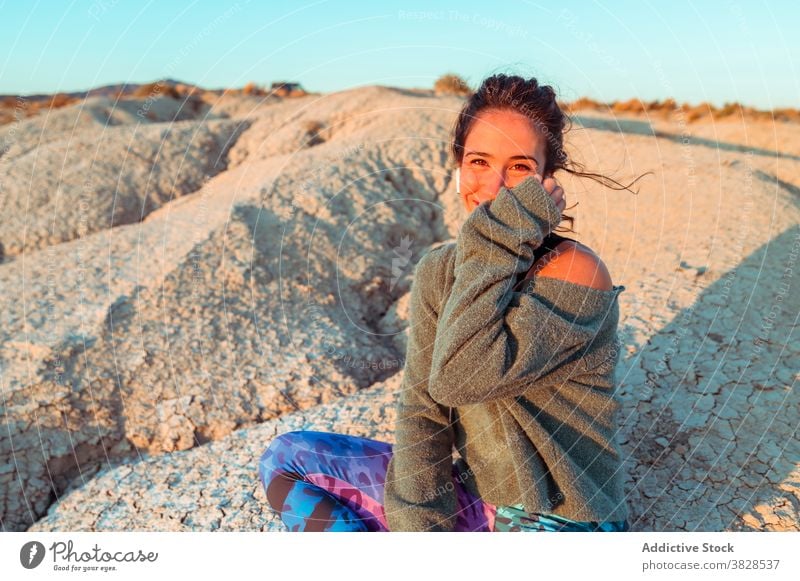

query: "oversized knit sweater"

left=384, top=175, right=629, bottom=531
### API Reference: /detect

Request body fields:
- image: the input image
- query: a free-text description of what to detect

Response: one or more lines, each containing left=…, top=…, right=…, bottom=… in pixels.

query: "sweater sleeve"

left=384, top=247, right=458, bottom=532
left=428, top=176, right=619, bottom=408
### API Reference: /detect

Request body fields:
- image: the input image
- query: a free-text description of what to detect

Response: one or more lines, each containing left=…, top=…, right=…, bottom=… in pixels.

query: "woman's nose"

left=481, top=169, right=508, bottom=197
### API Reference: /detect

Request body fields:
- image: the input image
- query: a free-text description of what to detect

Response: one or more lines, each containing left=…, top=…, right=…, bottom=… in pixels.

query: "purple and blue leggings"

left=258, top=430, right=629, bottom=532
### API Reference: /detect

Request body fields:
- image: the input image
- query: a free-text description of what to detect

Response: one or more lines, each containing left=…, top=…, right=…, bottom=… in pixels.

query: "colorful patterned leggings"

left=258, top=430, right=629, bottom=532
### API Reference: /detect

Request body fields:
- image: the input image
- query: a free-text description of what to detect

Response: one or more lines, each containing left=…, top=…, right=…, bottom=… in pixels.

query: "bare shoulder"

left=530, top=240, right=614, bottom=291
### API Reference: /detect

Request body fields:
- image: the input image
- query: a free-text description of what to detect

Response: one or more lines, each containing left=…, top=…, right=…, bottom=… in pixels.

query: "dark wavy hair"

left=451, top=73, right=649, bottom=233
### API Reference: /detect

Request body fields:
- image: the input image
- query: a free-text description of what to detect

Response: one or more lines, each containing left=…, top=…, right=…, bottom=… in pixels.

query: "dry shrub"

left=686, top=102, right=713, bottom=122
left=49, top=93, right=76, bottom=109
left=565, top=97, right=604, bottom=112
left=271, top=82, right=306, bottom=97
left=611, top=98, right=647, bottom=114
left=302, top=119, right=326, bottom=146
left=773, top=108, right=800, bottom=123
left=242, top=82, right=267, bottom=96
left=132, top=82, right=181, bottom=100
left=434, top=73, right=472, bottom=97
left=715, top=102, right=744, bottom=119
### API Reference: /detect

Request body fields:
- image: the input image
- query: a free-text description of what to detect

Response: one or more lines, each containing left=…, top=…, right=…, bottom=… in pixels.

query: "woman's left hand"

left=535, top=173, right=566, bottom=214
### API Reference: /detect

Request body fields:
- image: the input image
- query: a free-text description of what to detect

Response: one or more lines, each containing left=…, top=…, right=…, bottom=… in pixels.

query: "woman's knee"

left=271, top=430, right=308, bottom=450
left=260, top=430, right=309, bottom=476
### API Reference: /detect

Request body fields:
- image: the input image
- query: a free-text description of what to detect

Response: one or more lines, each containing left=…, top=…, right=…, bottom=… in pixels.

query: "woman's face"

left=459, top=108, right=548, bottom=213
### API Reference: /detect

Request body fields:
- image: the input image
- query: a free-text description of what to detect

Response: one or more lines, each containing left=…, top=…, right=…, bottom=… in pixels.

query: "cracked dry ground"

left=3, top=87, right=799, bottom=531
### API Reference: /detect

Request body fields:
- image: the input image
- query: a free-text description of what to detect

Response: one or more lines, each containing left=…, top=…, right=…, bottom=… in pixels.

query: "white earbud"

left=455, top=168, right=461, bottom=195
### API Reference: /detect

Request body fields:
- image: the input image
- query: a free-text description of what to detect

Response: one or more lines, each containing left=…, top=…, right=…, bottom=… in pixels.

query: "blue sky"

left=1, top=0, right=797, bottom=109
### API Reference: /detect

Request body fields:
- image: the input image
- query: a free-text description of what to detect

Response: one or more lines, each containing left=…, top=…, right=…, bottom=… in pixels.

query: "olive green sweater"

left=384, top=175, right=629, bottom=531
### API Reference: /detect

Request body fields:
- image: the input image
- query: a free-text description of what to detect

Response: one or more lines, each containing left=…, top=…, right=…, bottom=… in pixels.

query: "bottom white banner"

left=2, top=532, right=797, bottom=580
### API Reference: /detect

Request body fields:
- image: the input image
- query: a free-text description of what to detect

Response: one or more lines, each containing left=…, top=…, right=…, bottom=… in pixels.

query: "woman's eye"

left=467, top=159, right=534, bottom=171
left=511, top=164, right=533, bottom=171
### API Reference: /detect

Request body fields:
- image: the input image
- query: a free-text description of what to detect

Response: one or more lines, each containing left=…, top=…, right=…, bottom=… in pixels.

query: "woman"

left=259, top=74, right=639, bottom=532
